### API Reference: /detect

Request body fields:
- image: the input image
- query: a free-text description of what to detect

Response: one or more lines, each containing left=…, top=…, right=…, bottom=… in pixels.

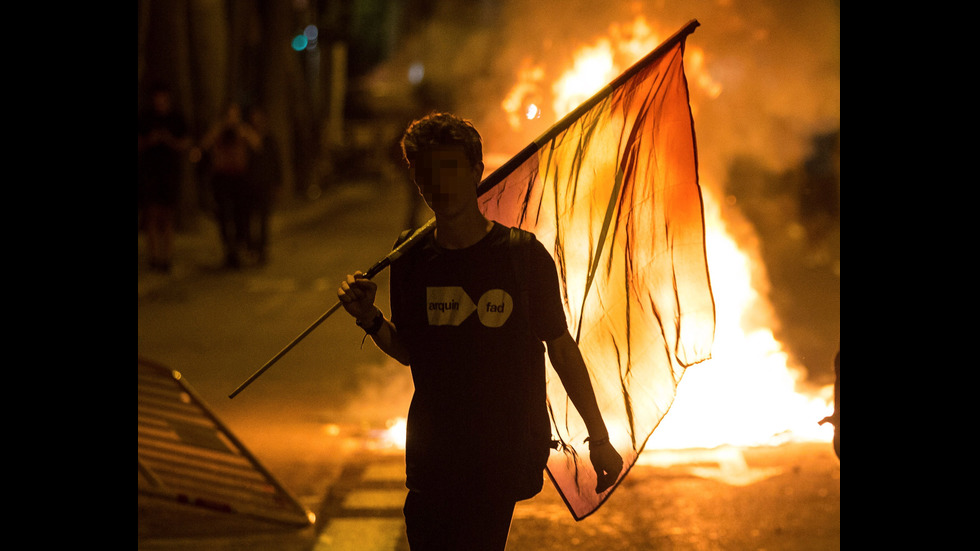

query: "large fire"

left=380, top=16, right=836, bottom=455
left=495, top=16, right=835, bottom=452
left=648, top=191, right=835, bottom=450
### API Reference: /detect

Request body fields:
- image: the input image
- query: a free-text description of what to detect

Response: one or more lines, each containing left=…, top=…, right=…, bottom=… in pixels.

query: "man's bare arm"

left=547, top=330, right=624, bottom=492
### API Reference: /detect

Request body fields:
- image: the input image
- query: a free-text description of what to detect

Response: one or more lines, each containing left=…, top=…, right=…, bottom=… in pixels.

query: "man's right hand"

left=338, top=271, right=378, bottom=323
left=590, top=441, right=624, bottom=494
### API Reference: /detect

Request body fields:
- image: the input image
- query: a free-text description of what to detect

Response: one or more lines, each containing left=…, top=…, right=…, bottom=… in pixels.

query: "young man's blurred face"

left=410, top=146, right=483, bottom=216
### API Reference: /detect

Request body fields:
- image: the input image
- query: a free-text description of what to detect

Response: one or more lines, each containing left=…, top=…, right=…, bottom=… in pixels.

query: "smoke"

left=363, top=0, right=840, bottom=189
left=384, top=0, right=839, bottom=179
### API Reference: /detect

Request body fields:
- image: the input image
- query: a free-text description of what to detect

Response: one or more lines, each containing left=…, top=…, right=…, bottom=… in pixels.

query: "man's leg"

left=404, top=490, right=515, bottom=550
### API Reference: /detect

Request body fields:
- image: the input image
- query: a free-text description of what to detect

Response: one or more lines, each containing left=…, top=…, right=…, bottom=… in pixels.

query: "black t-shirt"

left=390, top=222, right=567, bottom=500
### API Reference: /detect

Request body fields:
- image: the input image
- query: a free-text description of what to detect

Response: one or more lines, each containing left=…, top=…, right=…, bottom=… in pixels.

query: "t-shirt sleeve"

left=527, top=239, right=568, bottom=342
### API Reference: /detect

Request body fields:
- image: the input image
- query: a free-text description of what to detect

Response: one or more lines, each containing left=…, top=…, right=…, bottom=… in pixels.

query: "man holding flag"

left=223, top=21, right=708, bottom=543
left=338, top=112, right=624, bottom=549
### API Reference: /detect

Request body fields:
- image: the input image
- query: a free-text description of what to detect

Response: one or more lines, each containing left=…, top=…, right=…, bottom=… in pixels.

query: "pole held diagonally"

left=228, top=19, right=703, bottom=399
left=228, top=217, right=436, bottom=399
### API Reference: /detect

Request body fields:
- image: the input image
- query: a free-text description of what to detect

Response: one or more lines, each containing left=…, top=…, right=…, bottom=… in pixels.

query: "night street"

left=138, top=178, right=839, bottom=550
left=140, top=1, right=839, bottom=548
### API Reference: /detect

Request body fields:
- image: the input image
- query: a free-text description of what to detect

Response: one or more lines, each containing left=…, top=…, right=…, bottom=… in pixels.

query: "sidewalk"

left=138, top=180, right=410, bottom=551
left=138, top=182, right=390, bottom=300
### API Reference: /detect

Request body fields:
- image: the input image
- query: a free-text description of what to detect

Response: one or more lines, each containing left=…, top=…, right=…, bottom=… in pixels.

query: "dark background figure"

left=245, top=107, right=283, bottom=266
left=138, top=83, right=189, bottom=272
left=200, top=103, right=259, bottom=269
left=820, top=350, right=840, bottom=459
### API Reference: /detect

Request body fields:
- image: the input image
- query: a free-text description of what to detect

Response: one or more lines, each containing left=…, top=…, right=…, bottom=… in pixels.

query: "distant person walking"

left=138, top=83, right=190, bottom=273
left=245, top=107, right=283, bottom=266
left=201, top=103, right=259, bottom=269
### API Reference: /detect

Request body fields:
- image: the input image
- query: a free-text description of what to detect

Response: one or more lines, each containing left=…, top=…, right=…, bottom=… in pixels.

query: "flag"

left=477, top=20, right=715, bottom=520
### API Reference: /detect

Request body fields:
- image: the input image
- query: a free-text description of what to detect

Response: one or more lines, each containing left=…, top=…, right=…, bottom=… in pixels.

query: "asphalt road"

left=138, top=178, right=840, bottom=550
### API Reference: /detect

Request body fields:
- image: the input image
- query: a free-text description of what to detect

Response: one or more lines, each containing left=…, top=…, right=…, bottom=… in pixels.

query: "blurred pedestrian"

left=245, top=107, right=283, bottom=266
left=820, top=350, right=840, bottom=459
left=138, top=83, right=190, bottom=272
left=201, top=103, right=259, bottom=269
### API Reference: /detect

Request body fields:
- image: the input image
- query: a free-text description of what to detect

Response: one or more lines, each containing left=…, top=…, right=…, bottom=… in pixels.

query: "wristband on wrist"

left=356, top=310, right=384, bottom=336
left=585, top=435, right=610, bottom=449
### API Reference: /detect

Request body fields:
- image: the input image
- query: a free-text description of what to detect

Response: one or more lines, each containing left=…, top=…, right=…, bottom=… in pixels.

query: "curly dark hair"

left=400, top=112, right=483, bottom=169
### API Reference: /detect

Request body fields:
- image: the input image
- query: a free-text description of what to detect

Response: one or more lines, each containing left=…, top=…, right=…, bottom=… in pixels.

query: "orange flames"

left=649, top=191, right=835, bottom=450
left=502, top=16, right=721, bottom=129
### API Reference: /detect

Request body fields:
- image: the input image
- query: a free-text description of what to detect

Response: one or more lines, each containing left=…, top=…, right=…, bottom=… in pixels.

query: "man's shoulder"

left=489, top=222, right=537, bottom=249
left=507, top=226, right=536, bottom=246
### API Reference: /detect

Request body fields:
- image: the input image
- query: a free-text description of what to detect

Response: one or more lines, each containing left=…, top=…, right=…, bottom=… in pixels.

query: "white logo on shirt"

left=427, top=287, right=513, bottom=327
left=476, top=288, right=513, bottom=328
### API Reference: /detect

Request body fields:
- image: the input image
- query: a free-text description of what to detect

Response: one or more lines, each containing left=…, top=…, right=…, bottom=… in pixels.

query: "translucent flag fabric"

left=477, top=23, right=715, bottom=520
